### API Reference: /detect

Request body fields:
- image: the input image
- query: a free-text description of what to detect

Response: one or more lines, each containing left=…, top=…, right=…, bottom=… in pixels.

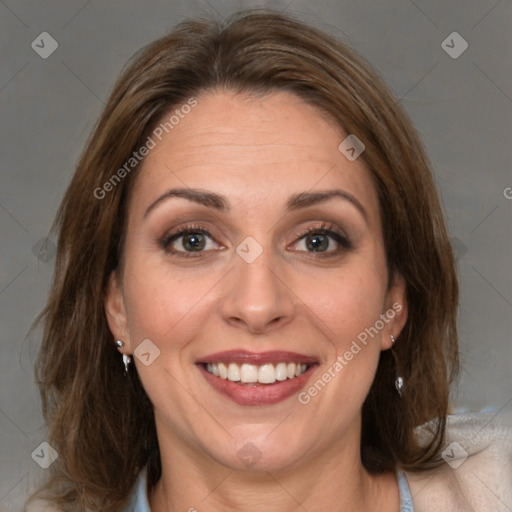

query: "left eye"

left=292, top=230, right=349, bottom=253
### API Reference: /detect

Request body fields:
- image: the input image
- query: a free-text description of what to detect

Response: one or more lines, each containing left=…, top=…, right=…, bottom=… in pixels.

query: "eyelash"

left=294, top=224, right=352, bottom=252
left=159, top=222, right=351, bottom=258
left=160, top=224, right=213, bottom=258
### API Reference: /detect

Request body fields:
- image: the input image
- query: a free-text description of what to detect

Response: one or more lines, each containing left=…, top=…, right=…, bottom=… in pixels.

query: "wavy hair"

left=27, top=9, right=459, bottom=511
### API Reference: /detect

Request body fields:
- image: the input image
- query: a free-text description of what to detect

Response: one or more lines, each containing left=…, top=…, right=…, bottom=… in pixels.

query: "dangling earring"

left=391, top=335, right=404, bottom=397
left=115, top=340, right=132, bottom=376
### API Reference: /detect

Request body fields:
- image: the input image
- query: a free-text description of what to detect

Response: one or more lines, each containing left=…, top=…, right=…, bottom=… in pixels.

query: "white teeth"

left=218, top=362, right=228, bottom=379
left=258, top=364, right=276, bottom=384
left=294, top=364, right=307, bottom=377
left=275, top=362, right=288, bottom=381
left=240, top=364, right=258, bottom=383
left=228, top=363, right=241, bottom=381
left=205, top=361, right=310, bottom=384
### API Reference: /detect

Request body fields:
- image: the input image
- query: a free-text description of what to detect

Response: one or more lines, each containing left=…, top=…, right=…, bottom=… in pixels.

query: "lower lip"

left=198, top=364, right=317, bottom=406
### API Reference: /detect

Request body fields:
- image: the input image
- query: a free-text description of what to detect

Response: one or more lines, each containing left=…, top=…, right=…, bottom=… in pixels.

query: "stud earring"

left=115, top=340, right=132, bottom=376
left=391, top=335, right=404, bottom=397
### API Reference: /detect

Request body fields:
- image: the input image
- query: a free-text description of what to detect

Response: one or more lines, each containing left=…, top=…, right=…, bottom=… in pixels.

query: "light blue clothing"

left=123, top=466, right=414, bottom=511
left=397, top=469, right=414, bottom=512
left=123, top=466, right=151, bottom=512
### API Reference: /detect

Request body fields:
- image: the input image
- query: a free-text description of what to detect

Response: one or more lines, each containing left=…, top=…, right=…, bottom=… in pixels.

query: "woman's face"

left=105, top=90, right=407, bottom=472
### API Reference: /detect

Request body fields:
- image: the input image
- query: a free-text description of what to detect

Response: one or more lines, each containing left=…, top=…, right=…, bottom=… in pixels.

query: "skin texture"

left=105, top=90, right=408, bottom=511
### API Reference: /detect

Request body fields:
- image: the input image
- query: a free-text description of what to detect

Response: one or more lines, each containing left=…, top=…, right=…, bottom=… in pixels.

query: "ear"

left=104, top=270, right=132, bottom=354
left=380, top=272, right=408, bottom=351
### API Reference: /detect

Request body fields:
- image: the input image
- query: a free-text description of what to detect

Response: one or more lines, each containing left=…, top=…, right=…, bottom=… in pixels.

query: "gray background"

left=1, top=0, right=511, bottom=510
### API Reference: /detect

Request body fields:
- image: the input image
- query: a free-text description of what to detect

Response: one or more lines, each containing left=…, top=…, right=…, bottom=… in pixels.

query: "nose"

left=220, top=248, right=295, bottom=335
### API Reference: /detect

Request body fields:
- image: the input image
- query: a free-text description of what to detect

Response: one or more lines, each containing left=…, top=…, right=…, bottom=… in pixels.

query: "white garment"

left=405, top=409, right=512, bottom=511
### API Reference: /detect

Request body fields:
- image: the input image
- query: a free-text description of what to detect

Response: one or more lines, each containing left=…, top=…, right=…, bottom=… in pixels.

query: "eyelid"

left=159, top=224, right=223, bottom=255
left=159, top=221, right=352, bottom=256
left=291, top=222, right=351, bottom=248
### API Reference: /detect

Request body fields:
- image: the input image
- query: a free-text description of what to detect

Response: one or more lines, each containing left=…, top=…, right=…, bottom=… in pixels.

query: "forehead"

left=131, top=90, right=379, bottom=218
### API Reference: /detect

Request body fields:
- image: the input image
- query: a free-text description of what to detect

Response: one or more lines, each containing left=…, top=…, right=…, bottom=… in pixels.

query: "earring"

left=115, top=340, right=132, bottom=376
left=391, top=335, right=404, bottom=397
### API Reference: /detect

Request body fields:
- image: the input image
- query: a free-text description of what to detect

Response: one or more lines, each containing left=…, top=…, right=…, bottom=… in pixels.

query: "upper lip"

left=197, top=350, right=318, bottom=365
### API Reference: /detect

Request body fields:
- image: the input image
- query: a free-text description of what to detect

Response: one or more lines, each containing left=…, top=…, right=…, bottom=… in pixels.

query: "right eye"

left=160, top=226, right=222, bottom=257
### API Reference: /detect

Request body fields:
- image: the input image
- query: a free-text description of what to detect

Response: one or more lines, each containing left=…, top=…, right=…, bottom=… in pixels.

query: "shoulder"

left=405, top=409, right=512, bottom=511
left=24, top=498, right=65, bottom=512
left=24, top=468, right=149, bottom=512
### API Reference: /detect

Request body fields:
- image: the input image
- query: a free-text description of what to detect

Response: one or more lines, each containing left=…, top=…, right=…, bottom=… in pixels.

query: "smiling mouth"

left=202, top=361, right=312, bottom=385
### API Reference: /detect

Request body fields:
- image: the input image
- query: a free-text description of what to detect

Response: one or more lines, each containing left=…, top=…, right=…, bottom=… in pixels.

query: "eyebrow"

left=286, top=189, right=367, bottom=222
left=144, top=188, right=229, bottom=218
left=143, top=187, right=368, bottom=222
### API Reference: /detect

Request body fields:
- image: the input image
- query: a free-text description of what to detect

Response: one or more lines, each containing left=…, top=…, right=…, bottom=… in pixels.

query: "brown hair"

left=28, top=9, right=459, bottom=511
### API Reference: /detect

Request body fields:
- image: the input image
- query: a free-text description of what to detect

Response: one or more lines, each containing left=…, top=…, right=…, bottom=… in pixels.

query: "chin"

left=215, top=444, right=304, bottom=473
left=208, top=430, right=307, bottom=473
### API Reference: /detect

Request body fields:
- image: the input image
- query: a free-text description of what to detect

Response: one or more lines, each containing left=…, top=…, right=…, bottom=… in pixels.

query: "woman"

left=27, top=9, right=511, bottom=512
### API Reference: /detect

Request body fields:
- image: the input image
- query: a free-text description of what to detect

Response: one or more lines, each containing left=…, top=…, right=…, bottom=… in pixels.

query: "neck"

left=147, top=424, right=400, bottom=512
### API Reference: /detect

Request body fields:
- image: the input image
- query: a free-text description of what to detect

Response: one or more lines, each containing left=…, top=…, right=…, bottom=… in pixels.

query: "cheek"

left=297, top=261, right=387, bottom=406
left=302, top=266, right=386, bottom=345
left=121, top=254, right=220, bottom=348
left=293, top=267, right=386, bottom=432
